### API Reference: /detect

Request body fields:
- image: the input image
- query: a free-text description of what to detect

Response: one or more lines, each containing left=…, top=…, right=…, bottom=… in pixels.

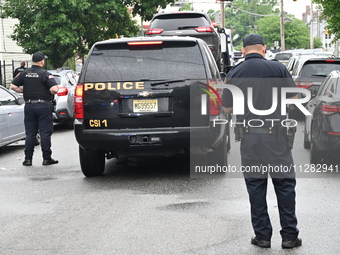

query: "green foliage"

left=1, top=0, right=175, bottom=68
left=179, top=3, right=192, bottom=11
left=123, top=0, right=175, bottom=21
left=223, top=0, right=279, bottom=48
left=257, top=16, right=310, bottom=49
left=313, top=0, right=340, bottom=40
left=314, top=37, right=323, bottom=48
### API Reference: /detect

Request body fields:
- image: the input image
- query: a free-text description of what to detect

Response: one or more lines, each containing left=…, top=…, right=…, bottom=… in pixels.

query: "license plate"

left=133, top=99, right=158, bottom=112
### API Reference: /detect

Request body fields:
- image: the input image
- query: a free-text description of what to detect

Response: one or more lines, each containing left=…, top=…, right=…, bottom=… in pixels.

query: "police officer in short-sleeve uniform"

left=10, top=52, right=59, bottom=166
left=222, top=34, right=302, bottom=249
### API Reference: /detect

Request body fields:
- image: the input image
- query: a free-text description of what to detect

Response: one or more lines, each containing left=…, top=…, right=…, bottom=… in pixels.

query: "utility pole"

left=280, top=0, right=285, bottom=51
left=220, top=1, right=225, bottom=28
left=310, top=1, right=314, bottom=49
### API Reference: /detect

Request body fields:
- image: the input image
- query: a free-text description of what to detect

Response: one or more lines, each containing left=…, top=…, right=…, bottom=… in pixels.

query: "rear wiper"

left=151, top=79, right=189, bottom=86
left=311, top=74, right=327, bottom=77
left=178, top=26, right=198, bottom=30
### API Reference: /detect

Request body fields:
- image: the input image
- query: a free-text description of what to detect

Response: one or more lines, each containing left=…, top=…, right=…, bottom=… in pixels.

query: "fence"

left=0, top=58, right=78, bottom=88
left=0, top=60, right=30, bottom=88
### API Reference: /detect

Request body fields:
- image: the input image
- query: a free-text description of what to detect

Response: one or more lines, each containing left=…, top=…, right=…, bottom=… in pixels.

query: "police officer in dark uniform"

left=13, top=61, right=27, bottom=78
left=222, top=34, right=301, bottom=249
left=10, top=52, right=59, bottom=166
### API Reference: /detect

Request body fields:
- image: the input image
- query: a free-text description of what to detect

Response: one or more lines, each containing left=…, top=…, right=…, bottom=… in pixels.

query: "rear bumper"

left=314, top=133, right=340, bottom=153
left=54, top=108, right=72, bottom=120
left=74, top=121, right=225, bottom=157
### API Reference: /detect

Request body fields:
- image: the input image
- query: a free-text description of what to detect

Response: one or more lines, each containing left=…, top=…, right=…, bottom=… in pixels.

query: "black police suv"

left=145, top=12, right=222, bottom=70
left=74, top=37, right=229, bottom=177
left=304, top=70, right=340, bottom=164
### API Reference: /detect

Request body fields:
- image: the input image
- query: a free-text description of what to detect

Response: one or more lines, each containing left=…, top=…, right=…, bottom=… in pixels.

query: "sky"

left=173, top=0, right=316, bottom=20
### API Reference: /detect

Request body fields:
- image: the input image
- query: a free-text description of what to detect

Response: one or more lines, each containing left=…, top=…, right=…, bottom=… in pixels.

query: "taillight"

left=57, top=87, right=68, bottom=96
left=208, top=80, right=222, bottom=116
left=295, top=81, right=313, bottom=89
left=321, top=104, right=340, bottom=115
left=195, top=26, right=214, bottom=32
left=328, top=132, right=340, bottom=135
left=145, top=28, right=164, bottom=35
left=128, top=41, right=163, bottom=46
left=74, top=83, right=84, bottom=119
left=210, top=98, right=221, bottom=115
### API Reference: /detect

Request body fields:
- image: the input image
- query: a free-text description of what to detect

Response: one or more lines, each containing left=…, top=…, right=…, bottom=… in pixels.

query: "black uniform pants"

left=24, top=103, right=53, bottom=160
left=241, top=133, right=299, bottom=241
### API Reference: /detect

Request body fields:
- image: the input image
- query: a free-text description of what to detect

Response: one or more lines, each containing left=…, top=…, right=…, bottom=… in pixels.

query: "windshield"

left=275, top=53, right=293, bottom=61
left=150, top=14, right=209, bottom=30
left=84, top=41, right=207, bottom=82
left=52, top=75, right=61, bottom=84
left=301, top=62, right=340, bottom=77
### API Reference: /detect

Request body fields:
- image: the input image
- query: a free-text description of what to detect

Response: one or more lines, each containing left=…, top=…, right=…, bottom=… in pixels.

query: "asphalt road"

left=0, top=121, right=339, bottom=255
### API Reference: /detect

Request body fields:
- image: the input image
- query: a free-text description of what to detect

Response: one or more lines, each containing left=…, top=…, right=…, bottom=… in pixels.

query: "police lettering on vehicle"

left=84, top=82, right=145, bottom=91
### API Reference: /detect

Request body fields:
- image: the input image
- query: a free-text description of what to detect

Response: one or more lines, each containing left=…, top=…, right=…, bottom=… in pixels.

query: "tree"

left=1, top=0, right=175, bottom=68
left=313, top=0, right=340, bottom=39
left=314, top=37, right=323, bottom=49
left=179, top=3, right=192, bottom=11
left=257, top=16, right=310, bottom=49
left=223, top=0, right=279, bottom=49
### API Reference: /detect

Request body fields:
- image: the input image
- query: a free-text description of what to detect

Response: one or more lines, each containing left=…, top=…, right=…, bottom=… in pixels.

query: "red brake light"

left=324, top=59, right=335, bottom=62
left=210, top=98, right=221, bottom=115
left=195, top=26, right=214, bottom=33
left=57, top=87, right=68, bottom=96
left=208, top=80, right=222, bottom=116
left=145, top=29, right=164, bottom=35
left=74, top=83, right=84, bottom=119
left=321, top=104, right=340, bottom=115
left=128, top=41, right=163, bottom=46
left=295, top=81, right=313, bottom=89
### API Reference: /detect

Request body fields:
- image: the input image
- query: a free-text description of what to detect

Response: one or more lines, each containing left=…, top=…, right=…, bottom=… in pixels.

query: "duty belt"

left=25, top=99, right=51, bottom=104
left=245, top=126, right=277, bottom=135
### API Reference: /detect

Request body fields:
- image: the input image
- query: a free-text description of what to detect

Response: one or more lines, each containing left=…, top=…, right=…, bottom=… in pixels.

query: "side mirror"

left=17, top=97, right=25, bottom=105
left=217, top=27, right=225, bottom=33
left=220, top=72, right=226, bottom=81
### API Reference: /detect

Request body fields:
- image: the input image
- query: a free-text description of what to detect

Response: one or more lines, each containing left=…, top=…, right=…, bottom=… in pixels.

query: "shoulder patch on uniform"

left=48, top=75, right=54, bottom=79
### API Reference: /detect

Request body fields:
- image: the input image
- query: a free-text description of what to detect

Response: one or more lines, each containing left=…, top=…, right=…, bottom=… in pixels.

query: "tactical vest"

left=22, top=68, right=52, bottom=101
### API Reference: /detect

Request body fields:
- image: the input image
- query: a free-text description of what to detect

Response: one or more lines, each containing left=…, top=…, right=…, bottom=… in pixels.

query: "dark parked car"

left=145, top=11, right=222, bottom=70
left=275, top=51, right=293, bottom=65
left=292, top=57, right=340, bottom=97
left=289, top=57, right=340, bottom=116
left=304, top=70, right=340, bottom=163
left=74, top=36, right=229, bottom=177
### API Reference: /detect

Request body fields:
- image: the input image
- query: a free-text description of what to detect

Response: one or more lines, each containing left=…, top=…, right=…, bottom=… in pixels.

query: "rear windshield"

left=300, top=62, right=340, bottom=77
left=150, top=14, right=209, bottom=30
left=275, top=53, right=293, bottom=61
left=83, top=41, right=207, bottom=82
left=52, top=75, right=61, bottom=84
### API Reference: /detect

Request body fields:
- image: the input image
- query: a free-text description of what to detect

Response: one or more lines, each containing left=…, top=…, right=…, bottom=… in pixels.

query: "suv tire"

left=79, top=146, right=105, bottom=177
left=310, top=138, right=323, bottom=164
left=208, top=128, right=228, bottom=166
left=303, top=123, right=311, bottom=149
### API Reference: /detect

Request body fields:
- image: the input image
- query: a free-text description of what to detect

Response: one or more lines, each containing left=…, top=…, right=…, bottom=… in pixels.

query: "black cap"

left=32, top=52, right=48, bottom=62
left=243, top=33, right=265, bottom=47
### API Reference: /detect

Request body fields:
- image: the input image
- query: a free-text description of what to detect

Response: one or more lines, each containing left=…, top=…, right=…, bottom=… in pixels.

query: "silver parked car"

left=49, top=68, right=79, bottom=128
left=0, top=86, right=26, bottom=147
